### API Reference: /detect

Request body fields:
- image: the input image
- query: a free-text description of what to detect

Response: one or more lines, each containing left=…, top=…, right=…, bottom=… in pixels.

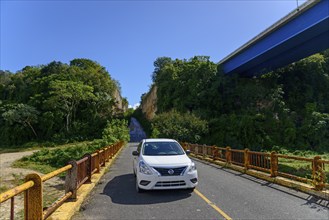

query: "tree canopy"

left=146, top=50, right=329, bottom=152
left=0, top=59, right=126, bottom=146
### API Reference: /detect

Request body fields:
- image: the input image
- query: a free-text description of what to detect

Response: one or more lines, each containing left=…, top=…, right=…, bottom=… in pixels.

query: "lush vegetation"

left=0, top=59, right=128, bottom=147
left=102, top=119, right=130, bottom=145
left=144, top=50, right=329, bottom=153
left=151, top=110, right=208, bottom=143
left=14, top=119, right=129, bottom=173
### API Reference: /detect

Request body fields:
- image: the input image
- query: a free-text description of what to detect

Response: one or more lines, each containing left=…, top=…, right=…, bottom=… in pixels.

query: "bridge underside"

left=220, top=0, right=329, bottom=76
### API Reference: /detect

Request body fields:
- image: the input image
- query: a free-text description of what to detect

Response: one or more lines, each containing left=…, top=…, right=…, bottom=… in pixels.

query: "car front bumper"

left=137, top=170, right=198, bottom=190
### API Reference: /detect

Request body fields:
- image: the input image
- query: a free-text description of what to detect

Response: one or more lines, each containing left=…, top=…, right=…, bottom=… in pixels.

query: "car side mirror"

left=185, top=150, right=191, bottom=155
left=132, top=151, right=139, bottom=156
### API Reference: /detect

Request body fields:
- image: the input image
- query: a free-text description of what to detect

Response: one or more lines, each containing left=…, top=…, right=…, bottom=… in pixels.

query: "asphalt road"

left=73, top=143, right=329, bottom=220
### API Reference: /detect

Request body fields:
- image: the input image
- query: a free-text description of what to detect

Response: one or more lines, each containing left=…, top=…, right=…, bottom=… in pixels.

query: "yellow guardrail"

left=0, top=141, right=125, bottom=220
left=0, top=181, right=34, bottom=203
left=181, top=142, right=328, bottom=191
left=41, top=165, right=72, bottom=182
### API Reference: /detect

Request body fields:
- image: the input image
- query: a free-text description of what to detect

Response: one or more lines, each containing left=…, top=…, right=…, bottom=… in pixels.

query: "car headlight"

left=139, top=161, right=153, bottom=175
left=188, top=162, right=196, bottom=173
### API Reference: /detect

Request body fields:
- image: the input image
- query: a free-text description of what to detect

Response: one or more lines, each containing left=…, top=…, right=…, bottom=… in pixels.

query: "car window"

left=142, top=142, right=185, bottom=156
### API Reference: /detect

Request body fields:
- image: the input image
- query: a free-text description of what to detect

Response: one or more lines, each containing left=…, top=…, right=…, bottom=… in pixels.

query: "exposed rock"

left=140, top=85, right=157, bottom=120
left=113, top=89, right=128, bottom=113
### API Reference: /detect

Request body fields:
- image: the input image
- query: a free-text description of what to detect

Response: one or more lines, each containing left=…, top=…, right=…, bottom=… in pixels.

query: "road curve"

left=73, top=143, right=329, bottom=220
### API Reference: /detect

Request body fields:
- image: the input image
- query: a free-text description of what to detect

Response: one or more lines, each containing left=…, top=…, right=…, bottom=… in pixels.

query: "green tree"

left=0, top=58, right=125, bottom=146
left=1, top=103, right=39, bottom=138
left=144, top=50, right=329, bottom=151
left=47, top=80, right=96, bottom=132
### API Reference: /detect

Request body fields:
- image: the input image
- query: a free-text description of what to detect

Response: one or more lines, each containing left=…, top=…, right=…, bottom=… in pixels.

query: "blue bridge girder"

left=219, top=0, right=329, bottom=76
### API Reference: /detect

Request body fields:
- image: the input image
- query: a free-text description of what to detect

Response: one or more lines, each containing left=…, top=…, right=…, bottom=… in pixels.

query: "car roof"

left=143, top=138, right=177, bottom=143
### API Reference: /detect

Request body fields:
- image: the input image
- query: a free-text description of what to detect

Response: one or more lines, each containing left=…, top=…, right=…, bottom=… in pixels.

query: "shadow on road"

left=101, top=173, right=192, bottom=205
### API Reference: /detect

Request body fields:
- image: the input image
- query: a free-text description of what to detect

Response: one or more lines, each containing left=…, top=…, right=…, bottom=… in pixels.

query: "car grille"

left=155, top=181, right=186, bottom=187
left=153, top=166, right=187, bottom=176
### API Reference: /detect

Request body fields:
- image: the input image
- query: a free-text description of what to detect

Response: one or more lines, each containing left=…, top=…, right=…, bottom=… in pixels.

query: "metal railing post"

left=226, top=146, right=231, bottom=164
left=95, top=150, right=100, bottom=173
left=270, top=151, right=278, bottom=177
left=101, top=150, right=106, bottom=167
left=24, top=173, right=43, bottom=220
left=203, top=144, right=207, bottom=158
left=244, top=148, right=250, bottom=170
left=65, top=161, right=78, bottom=199
left=212, top=146, right=217, bottom=161
left=112, top=144, right=115, bottom=155
left=110, top=144, right=113, bottom=159
left=10, top=197, right=14, bottom=220
left=313, top=156, right=324, bottom=190
left=105, top=147, right=110, bottom=162
left=84, top=154, right=92, bottom=183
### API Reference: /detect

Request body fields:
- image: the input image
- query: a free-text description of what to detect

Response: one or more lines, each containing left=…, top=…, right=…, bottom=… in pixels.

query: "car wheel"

left=136, top=178, right=143, bottom=193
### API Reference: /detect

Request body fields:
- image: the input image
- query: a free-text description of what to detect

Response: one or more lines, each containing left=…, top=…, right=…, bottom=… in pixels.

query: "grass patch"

left=43, top=184, right=65, bottom=208
left=278, top=159, right=313, bottom=180
left=13, top=139, right=106, bottom=172
left=275, top=150, right=329, bottom=184
left=0, top=141, right=92, bottom=154
left=12, top=160, right=56, bottom=175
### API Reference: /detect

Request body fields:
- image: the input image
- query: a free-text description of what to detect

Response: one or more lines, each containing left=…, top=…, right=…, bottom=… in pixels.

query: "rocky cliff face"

left=141, top=85, right=157, bottom=120
left=113, top=89, right=127, bottom=113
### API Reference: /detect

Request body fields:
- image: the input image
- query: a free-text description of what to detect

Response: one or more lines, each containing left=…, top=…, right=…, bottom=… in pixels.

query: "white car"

left=132, top=138, right=198, bottom=192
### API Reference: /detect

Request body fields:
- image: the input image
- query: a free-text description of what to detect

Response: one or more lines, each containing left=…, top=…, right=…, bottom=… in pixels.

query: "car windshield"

left=142, top=142, right=185, bottom=156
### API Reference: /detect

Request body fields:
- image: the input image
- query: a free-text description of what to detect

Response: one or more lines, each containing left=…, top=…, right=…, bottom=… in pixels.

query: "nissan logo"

left=168, top=169, right=174, bottom=175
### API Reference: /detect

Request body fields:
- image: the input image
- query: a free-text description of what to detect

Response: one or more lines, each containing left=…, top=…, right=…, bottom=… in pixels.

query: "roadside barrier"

left=181, top=143, right=328, bottom=191
left=0, top=141, right=124, bottom=220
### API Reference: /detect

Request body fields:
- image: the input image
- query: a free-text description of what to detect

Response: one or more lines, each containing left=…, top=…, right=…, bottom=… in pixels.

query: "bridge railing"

left=319, top=159, right=329, bottom=190
left=181, top=143, right=328, bottom=191
left=0, top=141, right=124, bottom=220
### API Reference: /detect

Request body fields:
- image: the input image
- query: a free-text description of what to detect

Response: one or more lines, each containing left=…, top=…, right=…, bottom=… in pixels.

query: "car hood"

left=142, top=155, right=191, bottom=167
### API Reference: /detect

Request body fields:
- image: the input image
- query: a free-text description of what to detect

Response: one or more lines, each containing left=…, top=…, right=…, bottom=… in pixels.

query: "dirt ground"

left=0, top=151, right=37, bottom=181
left=0, top=151, right=64, bottom=220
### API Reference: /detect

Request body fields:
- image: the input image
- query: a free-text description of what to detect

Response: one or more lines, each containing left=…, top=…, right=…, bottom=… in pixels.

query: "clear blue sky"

left=1, top=0, right=305, bottom=107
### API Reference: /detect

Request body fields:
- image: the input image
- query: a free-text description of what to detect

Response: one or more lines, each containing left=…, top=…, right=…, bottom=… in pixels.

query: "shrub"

left=17, top=118, right=130, bottom=169
left=102, top=119, right=130, bottom=145
left=151, top=110, right=208, bottom=143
